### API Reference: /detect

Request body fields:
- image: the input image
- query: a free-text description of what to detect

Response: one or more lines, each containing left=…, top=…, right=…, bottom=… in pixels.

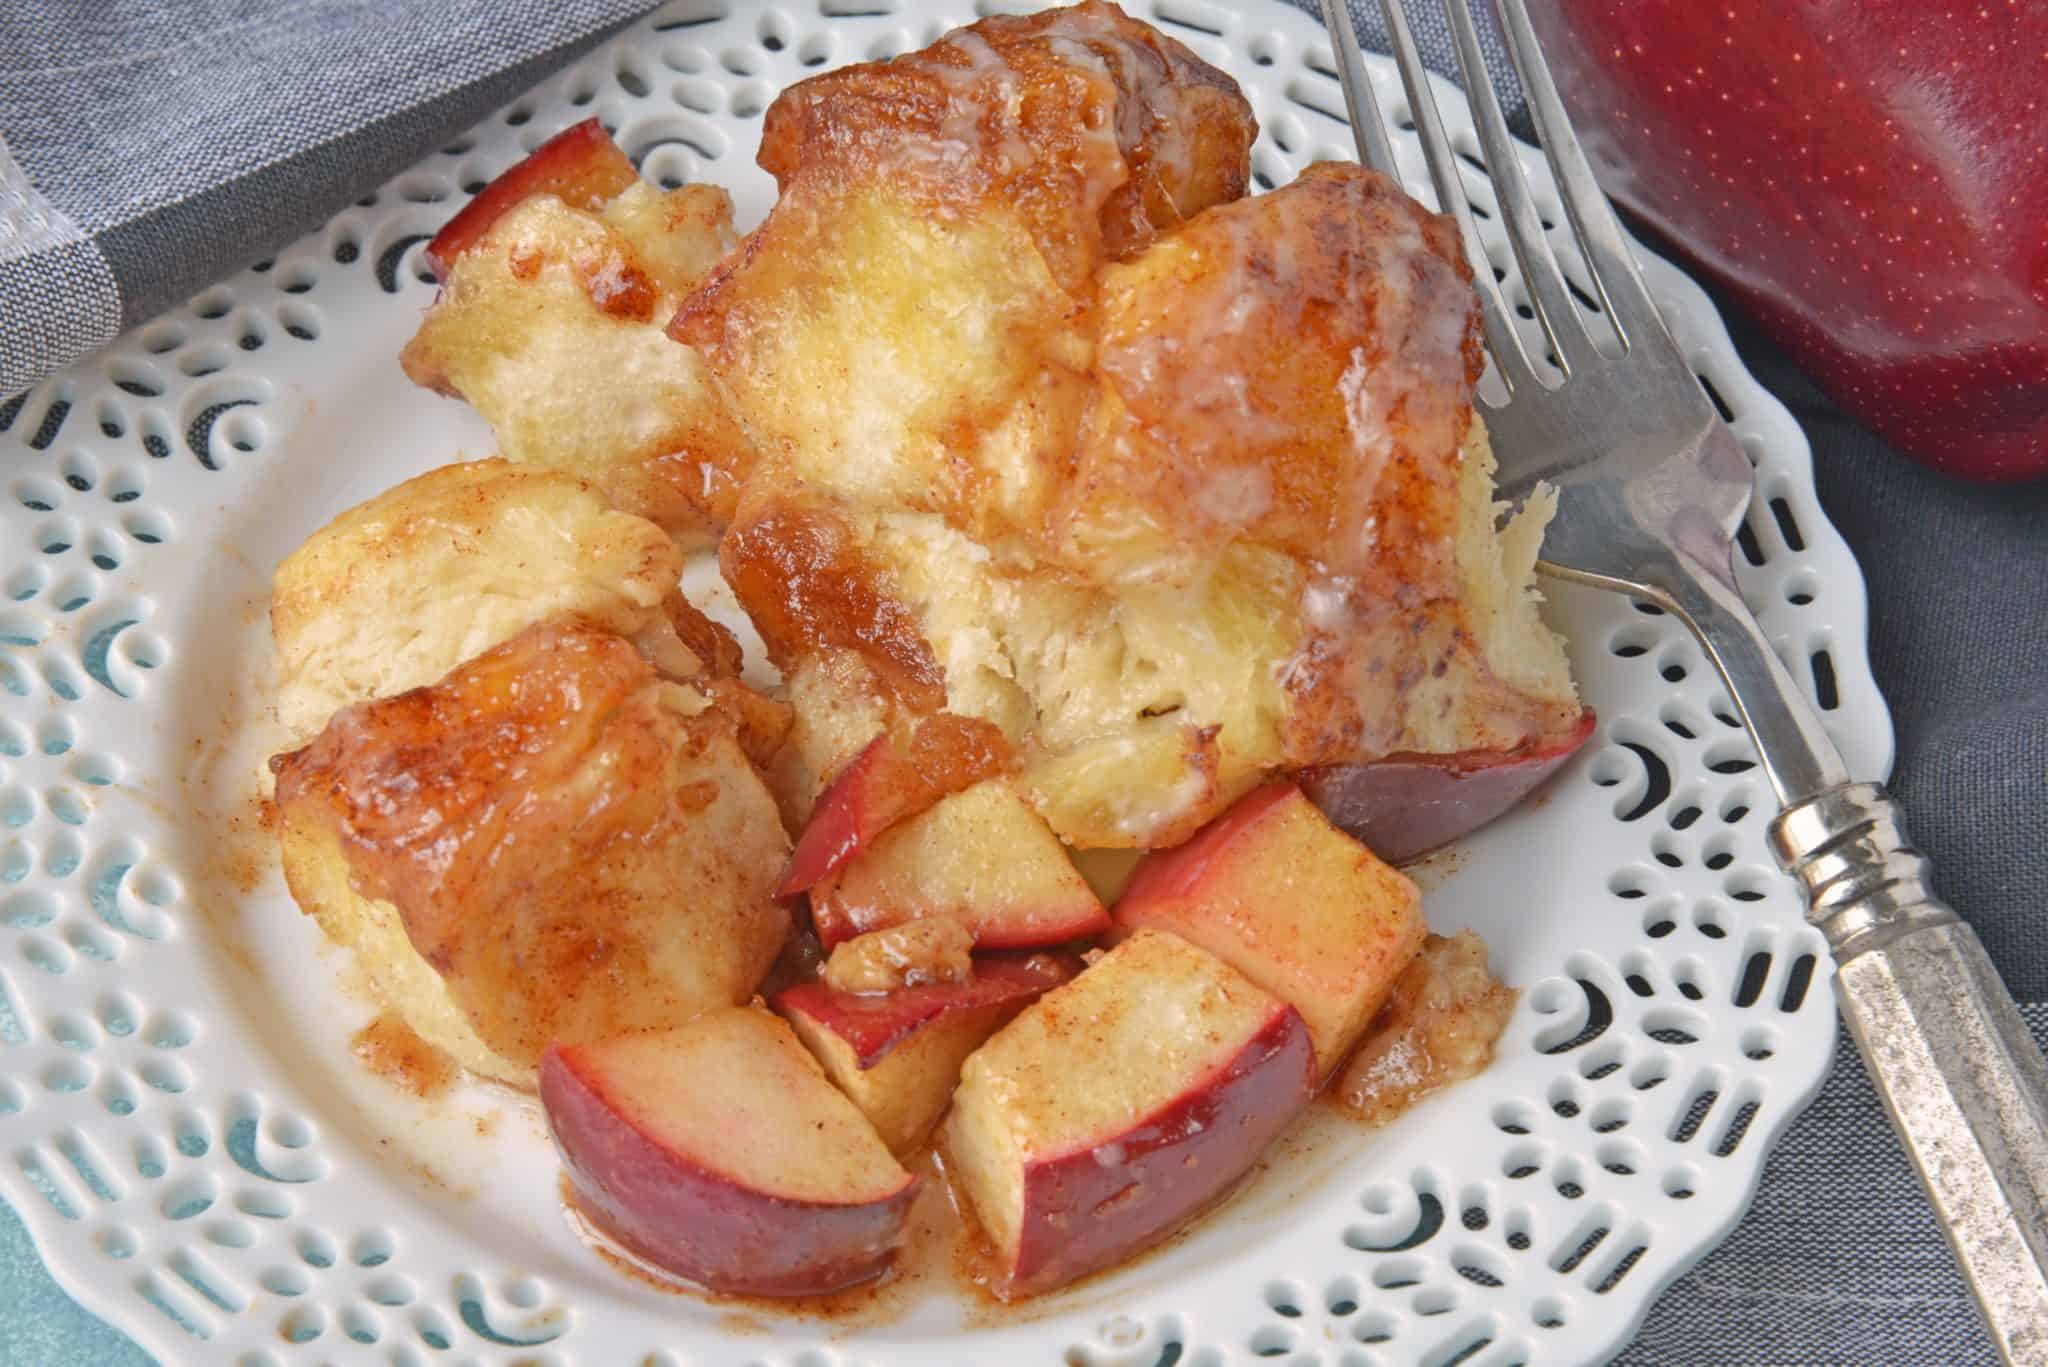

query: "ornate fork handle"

left=1773, top=787, right=2048, bottom=1364
left=1650, top=538, right=2048, bottom=1363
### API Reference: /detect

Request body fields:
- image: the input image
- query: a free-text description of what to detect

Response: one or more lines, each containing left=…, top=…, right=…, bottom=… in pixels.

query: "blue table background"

left=1, top=1198, right=151, bottom=1366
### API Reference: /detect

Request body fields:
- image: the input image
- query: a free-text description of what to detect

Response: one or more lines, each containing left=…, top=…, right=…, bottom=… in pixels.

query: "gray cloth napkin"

left=0, top=0, right=650, bottom=398
left=2, top=2, right=2043, bottom=1364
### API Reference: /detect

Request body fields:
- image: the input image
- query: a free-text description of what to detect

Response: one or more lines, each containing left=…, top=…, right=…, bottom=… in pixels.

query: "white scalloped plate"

left=0, top=1, right=1892, bottom=1364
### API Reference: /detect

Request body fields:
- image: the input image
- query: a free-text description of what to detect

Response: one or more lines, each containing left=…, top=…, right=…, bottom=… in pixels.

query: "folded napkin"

left=2, top=3, right=2042, bottom=1364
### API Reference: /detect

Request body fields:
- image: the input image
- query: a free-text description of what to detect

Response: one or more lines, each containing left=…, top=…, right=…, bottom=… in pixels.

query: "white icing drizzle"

left=1331, top=199, right=1467, bottom=583
left=886, top=9, right=1213, bottom=229
left=1041, top=10, right=1195, bottom=199
left=891, top=27, right=1029, bottom=180
left=1288, top=184, right=1475, bottom=753
left=1191, top=463, right=1275, bottom=526
left=932, top=29, right=1032, bottom=173
left=1300, top=573, right=1357, bottom=633
left=1336, top=345, right=1393, bottom=565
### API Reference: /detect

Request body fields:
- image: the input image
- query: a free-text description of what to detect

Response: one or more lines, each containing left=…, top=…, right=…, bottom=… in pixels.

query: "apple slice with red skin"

left=424, top=118, right=638, bottom=280
left=777, top=732, right=916, bottom=898
left=540, top=1008, right=918, bottom=1296
left=809, top=780, right=1111, bottom=951
left=1113, top=782, right=1427, bottom=1077
left=776, top=716, right=1009, bottom=899
left=1297, top=710, right=1596, bottom=864
left=774, top=954, right=1078, bottom=1155
left=942, top=930, right=1315, bottom=1299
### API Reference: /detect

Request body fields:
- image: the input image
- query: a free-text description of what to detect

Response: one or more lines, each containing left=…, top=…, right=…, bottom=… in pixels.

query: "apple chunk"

left=540, top=1009, right=918, bottom=1296
left=1113, top=782, right=1426, bottom=1076
left=776, top=716, right=1009, bottom=898
left=942, top=930, right=1315, bottom=1298
left=425, top=118, right=637, bottom=278
left=811, top=780, right=1110, bottom=951
left=1298, top=710, right=1596, bottom=864
left=775, top=954, right=1077, bottom=1155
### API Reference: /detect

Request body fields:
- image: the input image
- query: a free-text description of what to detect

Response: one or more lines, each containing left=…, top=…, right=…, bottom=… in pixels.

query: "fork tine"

left=1440, top=0, right=1597, bottom=374
left=1375, top=0, right=1538, bottom=390
left=1493, top=0, right=1668, bottom=352
left=1315, top=0, right=1399, bottom=176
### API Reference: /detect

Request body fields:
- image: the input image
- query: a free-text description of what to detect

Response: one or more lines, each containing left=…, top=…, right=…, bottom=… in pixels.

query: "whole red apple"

left=1525, top=0, right=2048, bottom=481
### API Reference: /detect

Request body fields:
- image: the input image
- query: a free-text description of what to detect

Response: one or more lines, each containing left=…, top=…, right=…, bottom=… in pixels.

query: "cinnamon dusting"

left=352, top=1012, right=458, bottom=1099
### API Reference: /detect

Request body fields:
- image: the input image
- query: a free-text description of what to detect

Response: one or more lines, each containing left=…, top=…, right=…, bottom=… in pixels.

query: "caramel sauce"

left=574, top=248, right=659, bottom=322
left=663, top=592, right=746, bottom=678
left=274, top=619, right=789, bottom=1071
left=1331, top=931, right=1516, bottom=1127
left=185, top=775, right=280, bottom=979
left=720, top=496, right=948, bottom=712
left=1402, top=844, right=1469, bottom=897
left=902, top=711, right=1011, bottom=794
left=272, top=621, right=656, bottom=971
left=351, top=1012, right=458, bottom=1100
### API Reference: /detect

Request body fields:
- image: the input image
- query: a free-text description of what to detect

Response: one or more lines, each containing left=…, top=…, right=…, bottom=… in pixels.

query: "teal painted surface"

left=0, top=1197, right=155, bottom=1366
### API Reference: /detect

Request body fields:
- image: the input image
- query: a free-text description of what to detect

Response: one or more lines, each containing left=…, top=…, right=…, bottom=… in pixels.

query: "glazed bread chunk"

left=275, top=621, right=789, bottom=1085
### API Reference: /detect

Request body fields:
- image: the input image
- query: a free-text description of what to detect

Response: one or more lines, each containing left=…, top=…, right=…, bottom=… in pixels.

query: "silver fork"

left=1318, top=0, right=2048, bottom=1356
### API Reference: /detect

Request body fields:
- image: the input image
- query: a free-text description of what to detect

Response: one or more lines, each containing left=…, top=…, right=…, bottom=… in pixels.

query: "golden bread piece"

left=271, top=460, right=780, bottom=1086
left=278, top=810, right=524, bottom=1084
left=269, top=458, right=715, bottom=744
left=727, top=161, right=1577, bottom=847
left=672, top=2, right=1255, bottom=542
left=402, top=192, right=753, bottom=548
left=750, top=1, right=1254, bottom=282
left=694, top=6, right=1263, bottom=838
left=599, top=181, right=736, bottom=298
left=274, top=620, right=790, bottom=1086
left=1053, top=163, right=1577, bottom=763
left=1059, top=159, right=1480, bottom=584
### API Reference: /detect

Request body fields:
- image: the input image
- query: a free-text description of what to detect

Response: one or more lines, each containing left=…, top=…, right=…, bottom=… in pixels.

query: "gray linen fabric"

left=0, top=0, right=651, bottom=397
left=1, top=1, right=2042, bottom=1363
